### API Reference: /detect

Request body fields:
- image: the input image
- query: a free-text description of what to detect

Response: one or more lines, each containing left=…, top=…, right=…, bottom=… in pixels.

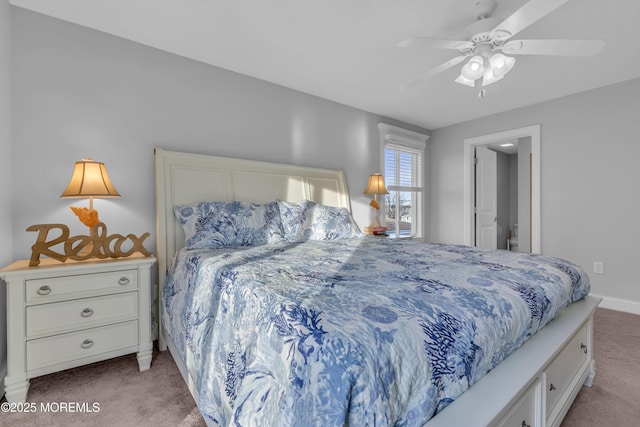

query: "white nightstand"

left=0, top=254, right=156, bottom=403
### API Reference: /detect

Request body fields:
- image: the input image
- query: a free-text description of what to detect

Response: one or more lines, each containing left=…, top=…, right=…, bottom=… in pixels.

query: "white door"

left=475, top=146, right=497, bottom=249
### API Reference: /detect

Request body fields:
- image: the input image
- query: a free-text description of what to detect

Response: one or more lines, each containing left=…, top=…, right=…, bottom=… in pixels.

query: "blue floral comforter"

left=162, top=237, right=590, bottom=426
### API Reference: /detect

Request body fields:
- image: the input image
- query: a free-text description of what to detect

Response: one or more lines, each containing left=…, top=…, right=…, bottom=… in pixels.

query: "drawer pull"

left=521, top=421, right=531, bottom=427
left=37, top=285, right=52, bottom=295
left=118, top=277, right=130, bottom=286
left=81, top=308, right=94, bottom=318
left=81, top=339, right=94, bottom=349
left=549, top=383, right=556, bottom=391
left=581, top=343, right=588, bottom=354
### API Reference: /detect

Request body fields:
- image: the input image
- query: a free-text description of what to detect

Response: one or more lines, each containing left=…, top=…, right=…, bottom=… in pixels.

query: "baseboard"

left=592, top=294, right=640, bottom=315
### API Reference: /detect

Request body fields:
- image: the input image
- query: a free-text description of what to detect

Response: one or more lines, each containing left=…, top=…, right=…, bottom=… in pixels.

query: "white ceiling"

left=9, top=0, right=640, bottom=130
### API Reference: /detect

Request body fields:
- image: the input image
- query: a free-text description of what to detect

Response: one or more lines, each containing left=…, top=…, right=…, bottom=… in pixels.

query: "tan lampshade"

left=363, top=173, right=389, bottom=195
left=60, top=158, right=121, bottom=198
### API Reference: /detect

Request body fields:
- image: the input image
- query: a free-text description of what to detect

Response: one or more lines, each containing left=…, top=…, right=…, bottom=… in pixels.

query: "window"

left=378, top=124, right=429, bottom=239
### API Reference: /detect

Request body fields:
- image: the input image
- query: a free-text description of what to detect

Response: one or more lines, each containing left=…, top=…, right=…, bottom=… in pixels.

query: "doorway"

left=463, top=125, right=541, bottom=253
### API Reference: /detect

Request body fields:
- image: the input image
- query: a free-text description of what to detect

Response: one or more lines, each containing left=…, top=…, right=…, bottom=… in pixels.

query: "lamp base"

left=365, top=209, right=387, bottom=235
left=364, top=225, right=387, bottom=236
left=70, top=206, right=100, bottom=227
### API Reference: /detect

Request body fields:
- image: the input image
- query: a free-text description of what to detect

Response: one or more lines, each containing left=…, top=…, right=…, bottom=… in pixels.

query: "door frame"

left=463, top=124, right=541, bottom=253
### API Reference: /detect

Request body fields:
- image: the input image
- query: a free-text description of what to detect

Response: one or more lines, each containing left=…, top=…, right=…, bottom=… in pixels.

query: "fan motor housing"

left=471, top=0, right=497, bottom=20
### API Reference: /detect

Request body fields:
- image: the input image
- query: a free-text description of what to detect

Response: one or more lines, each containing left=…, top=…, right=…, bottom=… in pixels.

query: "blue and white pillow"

left=277, top=200, right=362, bottom=241
left=174, top=201, right=285, bottom=249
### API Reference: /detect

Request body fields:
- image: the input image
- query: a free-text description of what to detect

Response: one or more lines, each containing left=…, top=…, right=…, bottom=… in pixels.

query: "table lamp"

left=60, top=158, right=121, bottom=228
left=25, top=158, right=151, bottom=266
left=363, top=172, right=389, bottom=231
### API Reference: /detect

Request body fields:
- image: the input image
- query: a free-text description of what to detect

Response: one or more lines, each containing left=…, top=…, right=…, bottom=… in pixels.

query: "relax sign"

left=27, top=222, right=152, bottom=266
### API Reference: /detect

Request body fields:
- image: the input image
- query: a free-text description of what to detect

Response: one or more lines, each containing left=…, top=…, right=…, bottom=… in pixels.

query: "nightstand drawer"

left=27, top=320, right=139, bottom=372
left=26, top=292, right=138, bottom=339
left=26, top=269, right=137, bottom=304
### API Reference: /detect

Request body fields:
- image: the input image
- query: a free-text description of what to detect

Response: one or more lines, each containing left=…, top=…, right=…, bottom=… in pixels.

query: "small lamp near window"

left=363, top=172, right=389, bottom=235
left=60, top=158, right=121, bottom=228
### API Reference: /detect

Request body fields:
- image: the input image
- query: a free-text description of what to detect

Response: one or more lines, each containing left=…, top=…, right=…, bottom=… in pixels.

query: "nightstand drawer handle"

left=118, top=277, right=130, bottom=286
left=81, top=308, right=94, bottom=318
left=81, top=339, right=94, bottom=349
left=37, top=285, right=52, bottom=295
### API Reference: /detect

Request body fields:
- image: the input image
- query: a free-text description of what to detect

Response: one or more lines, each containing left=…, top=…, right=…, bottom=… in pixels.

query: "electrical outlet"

left=593, top=261, right=604, bottom=275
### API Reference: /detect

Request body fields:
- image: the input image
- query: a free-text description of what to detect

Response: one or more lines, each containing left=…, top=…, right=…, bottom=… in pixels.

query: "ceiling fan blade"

left=503, top=39, right=606, bottom=56
left=398, top=37, right=473, bottom=51
left=492, top=0, right=571, bottom=39
left=399, top=55, right=467, bottom=91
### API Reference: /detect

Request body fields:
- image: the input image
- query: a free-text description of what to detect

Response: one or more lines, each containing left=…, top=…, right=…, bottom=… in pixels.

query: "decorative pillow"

left=277, top=200, right=362, bottom=242
left=174, top=201, right=285, bottom=249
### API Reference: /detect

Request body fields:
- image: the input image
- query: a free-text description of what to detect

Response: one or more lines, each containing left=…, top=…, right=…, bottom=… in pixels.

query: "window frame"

left=378, top=123, right=429, bottom=239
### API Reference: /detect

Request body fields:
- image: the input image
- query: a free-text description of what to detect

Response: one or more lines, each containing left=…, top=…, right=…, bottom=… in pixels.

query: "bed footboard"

left=426, top=295, right=600, bottom=427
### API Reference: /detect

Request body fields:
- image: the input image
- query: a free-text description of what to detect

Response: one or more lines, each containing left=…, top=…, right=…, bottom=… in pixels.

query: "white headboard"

left=154, top=148, right=351, bottom=285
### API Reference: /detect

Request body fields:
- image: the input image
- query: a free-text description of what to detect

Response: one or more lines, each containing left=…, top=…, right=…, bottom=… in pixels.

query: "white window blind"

left=385, top=142, right=423, bottom=192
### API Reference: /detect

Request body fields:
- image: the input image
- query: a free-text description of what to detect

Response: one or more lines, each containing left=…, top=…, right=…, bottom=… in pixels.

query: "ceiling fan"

left=398, top=0, right=606, bottom=96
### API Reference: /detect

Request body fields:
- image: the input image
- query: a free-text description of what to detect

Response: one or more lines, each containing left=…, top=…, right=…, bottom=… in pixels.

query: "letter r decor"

left=27, top=222, right=152, bottom=266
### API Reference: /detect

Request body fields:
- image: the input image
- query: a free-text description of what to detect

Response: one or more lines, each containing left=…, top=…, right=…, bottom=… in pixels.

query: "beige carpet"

left=1, top=350, right=207, bottom=427
left=561, top=308, right=640, bottom=427
left=2, top=307, right=638, bottom=426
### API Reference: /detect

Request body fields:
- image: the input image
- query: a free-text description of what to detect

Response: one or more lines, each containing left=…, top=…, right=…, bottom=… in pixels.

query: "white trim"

left=378, top=123, right=429, bottom=149
left=463, top=124, right=541, bottom=253
left=591, top=293, right=640, bottom=315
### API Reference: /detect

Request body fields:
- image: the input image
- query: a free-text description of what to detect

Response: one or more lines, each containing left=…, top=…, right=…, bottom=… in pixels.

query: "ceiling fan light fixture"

left=455, top=74, right=476, bottom=87
left=490, top=53, right=516, bottom=78
left=461, top=55, right=485, bottom=80
left=482, top=67, right=504, bottom=86
left=398, top=0, right=607, bottom=94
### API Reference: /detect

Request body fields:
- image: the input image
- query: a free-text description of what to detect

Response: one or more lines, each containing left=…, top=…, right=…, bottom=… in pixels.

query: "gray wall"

left=0, top=0, right=12, bottom=392
left=429, top=77, right=640, bottom=307
left=10, top=8, right=428, bottom=262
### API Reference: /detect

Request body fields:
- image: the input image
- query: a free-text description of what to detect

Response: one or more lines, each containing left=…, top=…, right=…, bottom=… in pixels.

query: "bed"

left=155, top=148, right=600, bottom=427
